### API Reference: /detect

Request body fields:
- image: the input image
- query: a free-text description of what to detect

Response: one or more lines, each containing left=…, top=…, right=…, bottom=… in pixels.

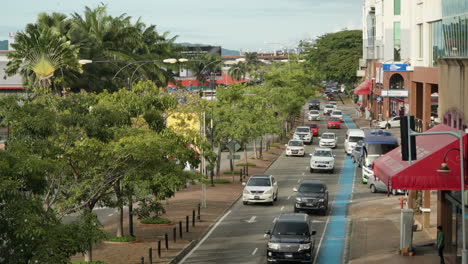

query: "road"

left=180, top=101, right=357, bottom=264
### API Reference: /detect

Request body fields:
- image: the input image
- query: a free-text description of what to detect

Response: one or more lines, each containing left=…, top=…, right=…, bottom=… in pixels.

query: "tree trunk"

left=129, top=197, right=134, bottom=237
left=114, top=180, right=124, bottom=237
left=84, top=242, right=92, bottom=262
left=229, top=148, right=234, bottom=172
left=259, top=137, right=263, bottom=159
left=244, top=143, right=248, bottom=164
left=216, top=142, right=222, bottom=176
left=253, top=139, right=258, bottom=159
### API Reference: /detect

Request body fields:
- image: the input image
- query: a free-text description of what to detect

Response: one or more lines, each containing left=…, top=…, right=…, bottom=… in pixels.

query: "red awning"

left=373, top=124, right=468, bottom=190
left=353, top=79, right=372, bottom=95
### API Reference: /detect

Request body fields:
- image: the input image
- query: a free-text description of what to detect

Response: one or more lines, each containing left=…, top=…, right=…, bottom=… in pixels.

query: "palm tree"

left=187, top=53, right=222, bottom=94
left=228, top=62, right=247, bottom=82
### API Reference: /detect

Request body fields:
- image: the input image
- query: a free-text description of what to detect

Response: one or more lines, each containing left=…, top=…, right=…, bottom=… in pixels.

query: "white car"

left=319, top=132, right=337, bottom=148
left=378, top=116, right=401, bottom=129
left=344, top=129, right=365, bottom=154
left=242, top=175, right=278, bottom=205
left=293, top=126, right=313, bottom=145
left=309, top=148, right=335, bottom=173
left=308, top=110, right=321, bottom=121
left=285, top=140, right=305, bottom=157
left=330, top=110, right=343, bottom=121
left=323, top=104, right=336, bottom=115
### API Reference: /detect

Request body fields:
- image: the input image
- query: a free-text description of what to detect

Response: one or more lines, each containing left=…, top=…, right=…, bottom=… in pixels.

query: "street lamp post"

left=408, top=129, right=466, bottom=263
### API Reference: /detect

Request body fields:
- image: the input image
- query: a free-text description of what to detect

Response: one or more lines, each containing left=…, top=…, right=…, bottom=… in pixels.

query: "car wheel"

left=385, top=124, right=391, bottom=129
left=321, top=209, right=327, bottom=216
left=370, top=184, right=377, bottom=193
left=269, top=201, right=274, bottom=206
left=351, top=156, right=355, bottom=163
left=310, top=167, right=314, bottom=173
left=243, top=201, right=248, bottom=205
left=330, top=168, right=334, bottom=174
left=274, top=192, right=278, bottom=201
left=294, top=207, right=299, bottom=213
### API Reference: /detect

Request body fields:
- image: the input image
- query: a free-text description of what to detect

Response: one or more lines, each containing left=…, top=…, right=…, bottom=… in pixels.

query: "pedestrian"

left=399, top=106, right=405, bottom=117
left=437, top=225, right=445, bottom=264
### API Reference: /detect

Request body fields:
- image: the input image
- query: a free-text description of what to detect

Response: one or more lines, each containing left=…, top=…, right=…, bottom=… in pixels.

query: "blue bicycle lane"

left=315, top=114, right=356, bottom=264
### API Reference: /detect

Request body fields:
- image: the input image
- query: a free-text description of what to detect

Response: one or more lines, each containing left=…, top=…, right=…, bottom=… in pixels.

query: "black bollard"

left=149, top=248, right=153, bottom=264
left=164, top=233, right=169, bottom=250
left=140, top=256, right=144, bottom=264
left=157, top=240, right=161, bottom=257
left=197, top=203, right=201, bottom=221
left=173, top=227, right=177, bottom=242
left=179, top=221, right=183, bottom=238
left=192, top=210, right=196, bottom=227
left=186, top=215, right=189, bottom=232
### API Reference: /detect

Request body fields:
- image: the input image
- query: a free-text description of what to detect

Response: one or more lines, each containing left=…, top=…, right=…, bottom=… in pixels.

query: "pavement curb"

left=171, top=143, right=283, bottom=264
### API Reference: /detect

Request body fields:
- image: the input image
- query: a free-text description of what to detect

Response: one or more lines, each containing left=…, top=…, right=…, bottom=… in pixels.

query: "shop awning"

left=373, top=124, right=468, bottom=190
left=353, top=79, right=372, bottom=95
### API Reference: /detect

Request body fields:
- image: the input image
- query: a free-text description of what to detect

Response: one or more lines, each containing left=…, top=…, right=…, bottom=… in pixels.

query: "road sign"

left=227, top=155, right=241, bottom=160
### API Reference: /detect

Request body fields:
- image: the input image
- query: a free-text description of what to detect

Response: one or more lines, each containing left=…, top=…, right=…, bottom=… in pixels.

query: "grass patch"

left=72, top=260, right=107, bottom=264
left=213, top=178, right=231, bottom=184
left=223, top=170, right=241, bottom=175
left=140, top=217, right=172, bottom=224
left=269, top=144, right=281, bottom=148
left=236, top=163, right=256, bottom=167
left=105, top=235, right=136, bottom=242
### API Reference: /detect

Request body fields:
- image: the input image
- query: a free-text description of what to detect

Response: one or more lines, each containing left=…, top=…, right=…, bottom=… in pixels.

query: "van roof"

left=363, top=129, right=398, bottom=144
left=347, top=129, right=365, bottom=136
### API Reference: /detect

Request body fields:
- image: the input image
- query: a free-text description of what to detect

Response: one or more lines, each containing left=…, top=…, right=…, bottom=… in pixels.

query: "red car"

left=327, top=117, right=341, bottom=129
left=304, top=122, right=319, bottom=136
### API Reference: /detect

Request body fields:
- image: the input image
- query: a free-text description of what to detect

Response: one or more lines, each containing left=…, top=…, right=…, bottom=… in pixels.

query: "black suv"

left=293, top=180, right=328, bottom=215
left=308, top=99, right=320, bottom=110
left=266, top=213, right=316, bottom=263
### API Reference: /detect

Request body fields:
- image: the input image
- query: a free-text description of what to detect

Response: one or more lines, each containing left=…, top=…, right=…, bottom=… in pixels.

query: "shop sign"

left=381, top=89, right=408, bottom=97
left=376, top=96, right=383, bottom=102
left=382, top=64, right=409, bottom=72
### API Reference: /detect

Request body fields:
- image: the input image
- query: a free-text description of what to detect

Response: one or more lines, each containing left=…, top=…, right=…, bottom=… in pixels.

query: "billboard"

left=181, top=46, right=222, bottom=56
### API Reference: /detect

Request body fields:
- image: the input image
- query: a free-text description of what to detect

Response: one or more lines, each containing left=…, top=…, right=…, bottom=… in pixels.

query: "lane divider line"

left=252, top=248, right=258, bottom=255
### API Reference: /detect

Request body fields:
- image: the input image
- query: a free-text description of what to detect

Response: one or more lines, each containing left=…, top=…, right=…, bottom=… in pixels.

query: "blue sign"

left=382, top=64, right=408, bottom=72
left=376, top=96, right=383, bottom=102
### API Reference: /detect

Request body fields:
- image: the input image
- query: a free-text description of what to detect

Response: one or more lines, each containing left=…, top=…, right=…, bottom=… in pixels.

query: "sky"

left=0, top=0, right=362, bottom=51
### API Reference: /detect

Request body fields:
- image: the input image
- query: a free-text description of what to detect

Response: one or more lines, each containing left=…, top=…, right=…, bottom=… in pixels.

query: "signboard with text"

left=382, top=64, right=409, bottom=72
left=381, top=89, right=409, bottom=97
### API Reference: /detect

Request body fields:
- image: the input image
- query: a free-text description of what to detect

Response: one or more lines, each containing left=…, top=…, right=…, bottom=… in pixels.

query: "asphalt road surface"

left=180, top=101, right=357, bottom=264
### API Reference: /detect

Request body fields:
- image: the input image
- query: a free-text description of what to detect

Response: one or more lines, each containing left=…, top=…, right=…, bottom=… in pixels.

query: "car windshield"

left=329, top=118, right=340, bottom=121
left=322, top=134, right=335, bottom=139
left=325, top=104, right=333, bottom=108
left=349, top=136, right=364, bottom=142
left=310, top=111, right=319, bottom=114
left=296, top=127, right=309, bottom=133
left=306, top=123, right=317, bottom=128
left=332, top=111, right=342, bottom=115
left=247, top=178, right=271, bottom=186
left=298, top=184, right=324, bottom=193
left=366, top=144, right=398, bottom=155
left=273, top=222, right=309, bottom=236
left=288, top=141, right=303, bottom=146
left=314, top=150, right=332, bottom=157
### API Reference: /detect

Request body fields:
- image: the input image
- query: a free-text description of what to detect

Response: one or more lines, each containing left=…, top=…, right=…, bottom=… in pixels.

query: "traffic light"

left=400, top=116, right=417, bottom=161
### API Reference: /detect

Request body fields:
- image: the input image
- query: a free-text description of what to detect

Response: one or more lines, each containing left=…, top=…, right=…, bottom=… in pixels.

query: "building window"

left=418, top=24, right=423, bottom=58
left=394, top=0, right=401, bottom=15
left=430, top=20, right=444, bottom=66
left=390, top=73, right=404, bottom=89
left=442, top=14, right=468, bottom=57
left=394, top=22, right=401, bottom=61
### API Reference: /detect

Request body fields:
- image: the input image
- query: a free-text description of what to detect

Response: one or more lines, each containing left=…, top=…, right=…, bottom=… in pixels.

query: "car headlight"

left=299, top=243, right=311, bottom=250
left=286, top=148, right=291, bottom=151
left=268, top=242, right=281, bottom=250
left=264, top=189, right=273, bottom=195
left=318, top=199, right=325, bottom=202
left=296, top=197, right=302, bottom=202
left=243, top=189, right=250, bottom=194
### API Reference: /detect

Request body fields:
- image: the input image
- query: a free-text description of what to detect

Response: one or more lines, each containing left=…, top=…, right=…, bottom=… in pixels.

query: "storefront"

left=381, top=89, right=408, bottom=117
left=382, top=64, right=412, bottom=119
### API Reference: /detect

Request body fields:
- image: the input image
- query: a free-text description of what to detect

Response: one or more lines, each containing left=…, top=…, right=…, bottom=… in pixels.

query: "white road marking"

left=302, top=172, right=305, bottom=176
left=108, top=213, right=113, bottom=217
left=297, top=179, right=301, bottom=183
left=179, top=210, right=232, bottom=264
left=306, top=166, right=309, bottom=170
left=280, top=206, right=284, bottom=211
left=252, top=248, right=258, bottom=255
left=263, top=234, right=267, bottom=238
left=273, top=217, right=277, bottom=223
left=245, top=216, right=257, bottom=223
left=287, top=195, right=291, bottom=200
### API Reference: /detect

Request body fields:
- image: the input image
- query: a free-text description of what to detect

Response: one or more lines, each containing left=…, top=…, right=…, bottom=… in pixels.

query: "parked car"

left=285, top=140, right=305, bottom=157
left=329, top=102, right=337, bottom=107
left=309, top=148, right=335, bottom=173
left=293, top=127, right=313, bottom=145
left=344, top=129, right=365, bottom=154
left=351, top=140, right=363, bottom=167
left=308, top=110, right=321, bottom=121
left=304, top=122, right=319, bottom=136
left=378, top=116, right=402, bottom=129
left=319, top=132, right=337, bottom=148
left=368, top=175, right=406, bottom=195
left=327, top=117, right=342, bottom=129
left=323, top=104, right=336, bottom=115
left=293, top=180, right=329, bottom=215
left=325, top=94, right=335, bottom=101
left=266, top=213, right=317, bottom=263
left=242, top=175, right=278, bottom=205
left=330, top=110, right=343, bottom=121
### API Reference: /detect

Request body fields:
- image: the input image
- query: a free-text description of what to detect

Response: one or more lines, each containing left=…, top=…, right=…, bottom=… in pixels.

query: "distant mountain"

left=177, top=42, right=240, bottom=56
left=0, top=40, right=7, bottom=50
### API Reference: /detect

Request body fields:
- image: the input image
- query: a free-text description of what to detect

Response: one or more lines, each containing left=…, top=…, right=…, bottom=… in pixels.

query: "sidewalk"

left=347, top=113, right=442, bottom=264
left=71, top=138, right=288, bottom=264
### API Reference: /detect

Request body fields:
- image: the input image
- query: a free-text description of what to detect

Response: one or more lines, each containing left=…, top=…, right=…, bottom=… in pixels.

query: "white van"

left=344, top=129, right=365, bottom=155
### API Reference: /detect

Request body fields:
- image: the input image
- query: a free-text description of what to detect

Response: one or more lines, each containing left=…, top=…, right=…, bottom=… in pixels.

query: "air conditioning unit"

left=359, top=59, right=367, bottom=68
left=356, top=70, right=366, bottom=77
